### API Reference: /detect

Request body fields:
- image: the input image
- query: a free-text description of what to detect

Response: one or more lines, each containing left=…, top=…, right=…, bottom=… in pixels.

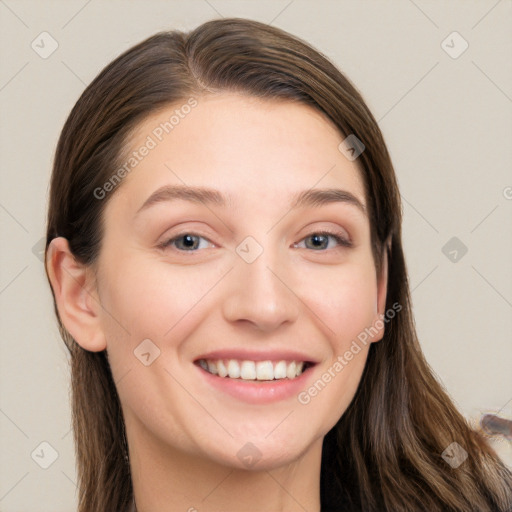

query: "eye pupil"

left=176, top=234, right=199, bottom=250
left=307, top=234, right=328, bottom=249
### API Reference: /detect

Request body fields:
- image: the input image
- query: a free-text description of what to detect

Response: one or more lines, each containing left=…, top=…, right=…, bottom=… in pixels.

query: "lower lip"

left=196, top=364, right=316, bottom=404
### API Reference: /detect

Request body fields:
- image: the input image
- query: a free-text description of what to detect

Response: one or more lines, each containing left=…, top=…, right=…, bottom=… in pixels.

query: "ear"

left=369, top=238, right=390, bottom=343
left=46, top=237, right=107, bottom=352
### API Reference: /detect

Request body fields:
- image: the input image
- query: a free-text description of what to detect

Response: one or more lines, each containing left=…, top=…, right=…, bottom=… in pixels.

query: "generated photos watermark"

left=93, top=97, right=198, bottom=200
left=297, top=301, right=402, bottom=405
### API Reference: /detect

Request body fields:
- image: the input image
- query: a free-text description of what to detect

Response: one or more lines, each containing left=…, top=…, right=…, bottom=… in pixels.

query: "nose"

left=221, top=247, right=300, bottom=332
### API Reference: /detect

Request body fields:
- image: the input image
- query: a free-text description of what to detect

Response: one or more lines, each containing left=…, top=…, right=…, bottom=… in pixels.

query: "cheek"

left=302, top=260, right=378, bottom=346
left=97, top=253, right=228, bottom=351
left=296, top=261, right=377, bottom=426
left=97, top=257, right=223, bottom=434
left=99, top=248, right=377, bottom=353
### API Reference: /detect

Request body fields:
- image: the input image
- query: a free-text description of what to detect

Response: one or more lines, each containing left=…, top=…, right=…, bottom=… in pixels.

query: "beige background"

left=1, top=1, right=511, bottom=510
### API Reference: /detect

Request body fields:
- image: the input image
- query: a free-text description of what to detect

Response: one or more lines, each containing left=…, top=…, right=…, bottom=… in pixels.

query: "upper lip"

left=194, top=349, right=320, bottom=364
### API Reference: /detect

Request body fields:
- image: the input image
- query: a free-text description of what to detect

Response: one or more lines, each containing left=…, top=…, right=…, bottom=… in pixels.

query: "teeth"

left=274, top=360, right=287, bottom=379
left=217, top=360, right=228, bottom=378
left=197, top=359, right=309, bottom=381
left=227, top=360, right=241, bottom=379
left=256, top=361, right=273, bottom=380
left=207, top=360, right=218, bottom=375
left=286, top=361, right=296, bottom=379
left=240, top=360, right=256, bottom=380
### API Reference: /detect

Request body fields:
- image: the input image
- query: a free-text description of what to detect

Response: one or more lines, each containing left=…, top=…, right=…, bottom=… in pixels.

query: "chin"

left=200, top=434, right=316, bottom=472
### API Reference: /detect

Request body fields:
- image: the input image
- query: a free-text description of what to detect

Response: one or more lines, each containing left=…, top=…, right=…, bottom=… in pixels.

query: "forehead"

left=108, top=93, right=367, bottom=215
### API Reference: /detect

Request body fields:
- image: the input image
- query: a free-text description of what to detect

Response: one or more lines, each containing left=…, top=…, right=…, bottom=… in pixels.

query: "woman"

left=44, top=18, right=512, bottom=512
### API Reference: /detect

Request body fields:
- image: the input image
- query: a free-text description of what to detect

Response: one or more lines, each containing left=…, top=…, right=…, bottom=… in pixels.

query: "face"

left=93, top=93, right=387, bottom=470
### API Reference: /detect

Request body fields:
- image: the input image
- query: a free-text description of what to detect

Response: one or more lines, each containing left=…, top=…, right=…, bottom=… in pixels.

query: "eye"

left=294, top=230, right=352, bottom=251
left=159, top=230, right=352, bottom=253
left=159, top=233, right=214, bottom=251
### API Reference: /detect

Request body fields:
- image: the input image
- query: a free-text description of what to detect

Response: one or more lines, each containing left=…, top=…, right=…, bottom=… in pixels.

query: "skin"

left=47, top=93, right=388, bottom=512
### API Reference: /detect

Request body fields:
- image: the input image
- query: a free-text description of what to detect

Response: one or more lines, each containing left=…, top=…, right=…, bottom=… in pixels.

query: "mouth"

left=195, top=358, right=315, bottom=381
left=193, top=351, right=319, bottom=404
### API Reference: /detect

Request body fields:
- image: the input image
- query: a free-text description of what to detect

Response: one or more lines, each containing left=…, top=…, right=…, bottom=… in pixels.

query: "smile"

left=196, top=359, right=313, bottom=381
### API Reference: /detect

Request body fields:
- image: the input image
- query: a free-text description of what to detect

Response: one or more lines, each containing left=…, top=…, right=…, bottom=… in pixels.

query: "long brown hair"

left=45, top=18, right=512, bottom=512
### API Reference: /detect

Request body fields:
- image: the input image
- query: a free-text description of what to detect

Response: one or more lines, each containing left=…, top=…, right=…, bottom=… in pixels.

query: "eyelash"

left=158, top=230, right=353, bottom=252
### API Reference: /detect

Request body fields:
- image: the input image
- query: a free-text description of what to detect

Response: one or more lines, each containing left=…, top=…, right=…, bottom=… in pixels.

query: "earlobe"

left=46, top=237, right=107, bottom=352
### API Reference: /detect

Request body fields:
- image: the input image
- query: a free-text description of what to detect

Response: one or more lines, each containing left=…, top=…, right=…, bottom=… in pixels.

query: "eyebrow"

left=136, top=184, right=366, bottom=216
